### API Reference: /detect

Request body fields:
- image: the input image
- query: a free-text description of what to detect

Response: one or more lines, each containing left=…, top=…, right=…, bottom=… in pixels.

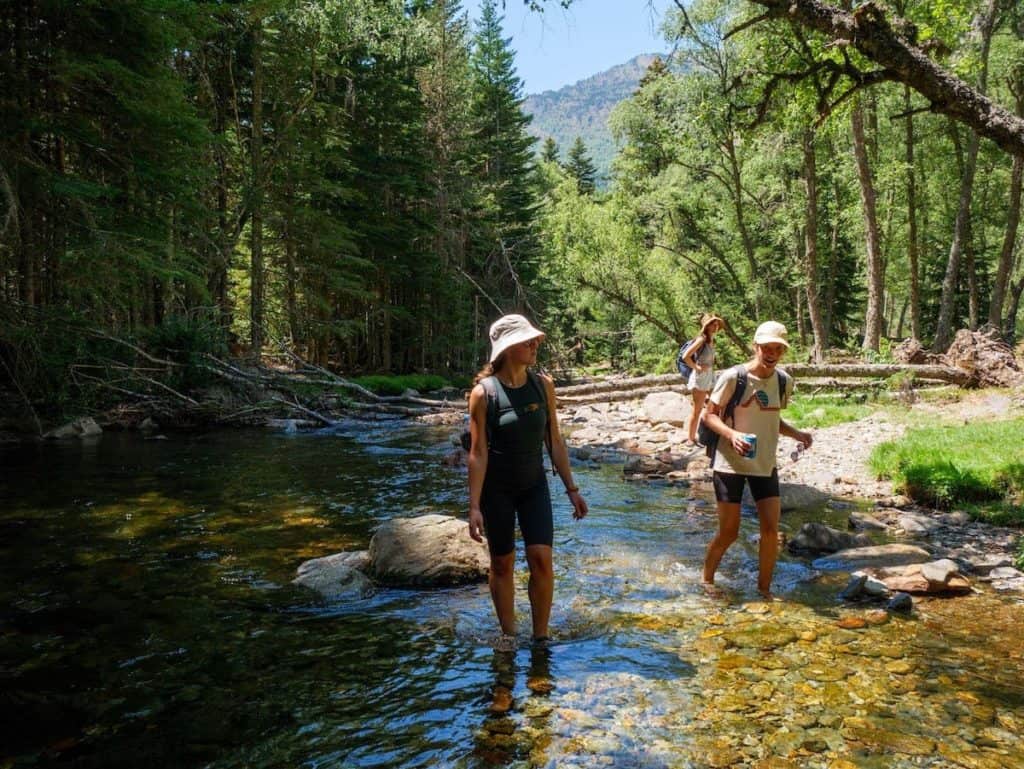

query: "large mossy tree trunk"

left=249, top=20, right=265, bottom=358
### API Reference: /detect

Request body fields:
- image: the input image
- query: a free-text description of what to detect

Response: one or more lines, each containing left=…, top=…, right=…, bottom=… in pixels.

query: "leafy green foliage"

left=784, top=395, right=874, bottom=429
left=869, top=419, right=1024, bottom=523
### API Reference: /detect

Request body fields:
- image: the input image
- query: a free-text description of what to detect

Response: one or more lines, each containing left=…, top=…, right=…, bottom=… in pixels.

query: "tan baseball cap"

left=753, top=320, right=789, bottom=348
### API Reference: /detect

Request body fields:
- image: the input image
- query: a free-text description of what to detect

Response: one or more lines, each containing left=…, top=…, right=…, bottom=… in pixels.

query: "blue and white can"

left=742, top=433, right=757, bottom=459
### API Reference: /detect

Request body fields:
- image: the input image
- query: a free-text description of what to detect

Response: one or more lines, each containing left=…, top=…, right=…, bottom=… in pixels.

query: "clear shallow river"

left=2, top=422, right=1022, bottom=768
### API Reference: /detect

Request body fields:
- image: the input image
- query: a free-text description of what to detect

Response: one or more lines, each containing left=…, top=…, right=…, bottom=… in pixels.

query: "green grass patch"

left=350, top=374, right=452, bottom=396
left=785, top=395, right=874, bottom=428
left=869, top=418, right=1024, bottom=525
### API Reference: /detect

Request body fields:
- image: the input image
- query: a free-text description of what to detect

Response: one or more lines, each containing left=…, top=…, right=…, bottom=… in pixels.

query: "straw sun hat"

left=699, top=313, right=724, bottom=334
left=489, top=314, right=545, bottom=362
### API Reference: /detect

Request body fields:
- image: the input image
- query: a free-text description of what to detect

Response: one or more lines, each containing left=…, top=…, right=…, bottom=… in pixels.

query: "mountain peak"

left=523, top=54, right=664, bottom=181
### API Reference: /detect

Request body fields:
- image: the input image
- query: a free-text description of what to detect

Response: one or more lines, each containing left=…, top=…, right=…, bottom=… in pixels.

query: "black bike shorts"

left=480, top=475, right=553, bottom=556
left=713, top=468, right=780, bottom=504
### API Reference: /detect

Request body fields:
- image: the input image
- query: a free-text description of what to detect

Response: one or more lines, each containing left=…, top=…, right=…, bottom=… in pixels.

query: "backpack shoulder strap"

left=527, top=369, right=554, bottom=459
left=479, top=376, right=503, bottom=436
left=723, top=366, right=747, bottom=423
left=776, top=370, right=789, bottom=408
left=526, top=369, right=547, bottom=409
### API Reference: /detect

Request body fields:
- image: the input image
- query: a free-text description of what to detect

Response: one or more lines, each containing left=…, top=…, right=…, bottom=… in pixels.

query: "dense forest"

left=2, top=0, right=1024, bottom=420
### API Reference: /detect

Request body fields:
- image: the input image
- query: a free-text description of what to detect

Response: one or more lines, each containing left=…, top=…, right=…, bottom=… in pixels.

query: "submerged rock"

left=887, top=592, right=914, bottom=612
left=293, top=551, right=374, bottom=600
left=812, top=543, right=931, bottom=571
left=871, top=562, right=972, bottom=595
left=44, top=417, right=103, bottom=439
left=369, top=513, right=489, bottom=587
left=787, top=522, right=873, bottom=554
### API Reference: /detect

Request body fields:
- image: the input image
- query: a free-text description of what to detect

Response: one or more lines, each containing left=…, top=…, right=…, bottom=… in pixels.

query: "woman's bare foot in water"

left=701, top=581, right=726, bottom=599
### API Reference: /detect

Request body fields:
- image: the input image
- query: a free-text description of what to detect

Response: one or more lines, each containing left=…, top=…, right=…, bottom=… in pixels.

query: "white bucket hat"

left=753, top=320, right=789, bottom=348
left=489, top=314, right=545, bottom=362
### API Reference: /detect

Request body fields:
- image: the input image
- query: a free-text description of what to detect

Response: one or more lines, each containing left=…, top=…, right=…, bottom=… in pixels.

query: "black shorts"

left=713, top=468, right=780, bottom=504
left=480, top=475, right=554, bottom=556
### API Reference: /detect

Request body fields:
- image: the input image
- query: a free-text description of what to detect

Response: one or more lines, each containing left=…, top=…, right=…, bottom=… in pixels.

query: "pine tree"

left=541, top=136, right=559, bottom=164
left=469, top=0, right=539, bottom=304
left=565, top=136, right=598, bottom=195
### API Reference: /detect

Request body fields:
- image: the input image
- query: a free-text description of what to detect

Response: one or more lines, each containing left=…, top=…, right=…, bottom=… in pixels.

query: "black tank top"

left=487, top=375, right=548, bottom=487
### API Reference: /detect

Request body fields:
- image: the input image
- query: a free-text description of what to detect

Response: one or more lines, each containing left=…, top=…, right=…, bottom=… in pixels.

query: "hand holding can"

left=742, top=433, right=757, bottom=458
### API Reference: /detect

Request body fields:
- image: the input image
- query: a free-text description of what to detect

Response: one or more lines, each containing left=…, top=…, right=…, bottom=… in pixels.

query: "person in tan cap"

left=700, top=320, right=813, bottom=599
left=678, top=313, right=724, bottom=446
left=466, top=314, right=588, bottom=651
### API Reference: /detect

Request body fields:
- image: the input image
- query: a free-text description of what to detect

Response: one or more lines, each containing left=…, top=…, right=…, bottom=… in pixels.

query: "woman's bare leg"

left=489, top=552, right=516, bottom=634
left=525, top=544, right=554, bottom=639
left=689, top=389, right=708, bottom=443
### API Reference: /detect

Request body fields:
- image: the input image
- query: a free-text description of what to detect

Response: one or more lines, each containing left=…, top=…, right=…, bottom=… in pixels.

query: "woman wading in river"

left=467, top=314, right=588, bottom=652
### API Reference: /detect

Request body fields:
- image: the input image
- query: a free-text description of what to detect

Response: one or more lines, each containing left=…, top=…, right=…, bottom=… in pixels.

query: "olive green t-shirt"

left=710, top=367, right=793, bottom=477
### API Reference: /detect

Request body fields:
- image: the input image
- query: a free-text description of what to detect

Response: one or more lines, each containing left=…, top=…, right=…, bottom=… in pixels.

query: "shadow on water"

left=2, top=426, right=1023, bottom=768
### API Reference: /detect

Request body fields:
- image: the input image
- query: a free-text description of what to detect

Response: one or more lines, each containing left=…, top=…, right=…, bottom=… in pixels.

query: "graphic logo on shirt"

left=742, top=389, right=780, bottom=411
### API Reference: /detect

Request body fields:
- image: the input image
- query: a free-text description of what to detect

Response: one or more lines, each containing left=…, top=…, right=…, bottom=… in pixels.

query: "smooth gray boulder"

left=788, top=522, right=873, bottom=554
left=812, top=543, right=932, bottom=571
left=45, top=417, right=103, bottom=439
left=369, top=514, right=489, bottom=587
left=640, top=391, right=688, bottom=427
left=920, top=558, right=960, bottom=586
left=849, top=512, right=888, bottom=531
left=896, top=511, right=941, bottom=537
left=294, top=551, right=374, bottom=600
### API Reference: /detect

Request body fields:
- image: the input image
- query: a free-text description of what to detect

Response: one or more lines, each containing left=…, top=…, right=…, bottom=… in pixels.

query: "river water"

left=2, top=421, right=1022, bottom=768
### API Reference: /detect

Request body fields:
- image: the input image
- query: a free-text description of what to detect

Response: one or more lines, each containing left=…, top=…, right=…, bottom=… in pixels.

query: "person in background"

left=700, top=320, right=813, bottom=599
left=681, top=313, right=724, bottom=446
left=467, top=314, right=588, bottom=651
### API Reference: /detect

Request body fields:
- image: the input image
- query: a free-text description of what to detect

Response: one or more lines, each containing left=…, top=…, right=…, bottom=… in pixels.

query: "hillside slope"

left=523, top=53, right=662, bottom=182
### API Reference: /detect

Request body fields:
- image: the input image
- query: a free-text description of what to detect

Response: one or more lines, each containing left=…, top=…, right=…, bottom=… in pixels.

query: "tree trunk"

left=933, top=0, right=998, bottom=350
left=802, top=130, right=826, bottom=362
left=990, top=84, right=1024, bottom=331
left=852, top=98, right=884, bottom=351
left=746, top=0, right=1024, bottom=157
left=1006, top=275, right=1024, bottom=343
left=725, top=131, right=759, bottom=313
left=903, top=85, right=922, bottom=340
left=249, top=20, right=265, bottom=357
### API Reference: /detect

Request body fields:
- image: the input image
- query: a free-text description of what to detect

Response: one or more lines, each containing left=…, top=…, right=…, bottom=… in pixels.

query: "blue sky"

left=461, top=0, right=675, bottom=95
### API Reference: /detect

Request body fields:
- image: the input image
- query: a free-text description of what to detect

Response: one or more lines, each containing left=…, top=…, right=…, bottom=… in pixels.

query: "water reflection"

left=1, top=428, right=1023, bottom=768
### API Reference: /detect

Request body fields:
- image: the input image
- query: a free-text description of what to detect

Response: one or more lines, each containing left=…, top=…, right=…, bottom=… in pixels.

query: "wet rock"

left=872, top=563, right=972, bottom=595
left=836, top=616, right=867, bottom=629
left=293, top=551, right=374, bottom=600
left=138, top=416, right=159, bottom=431
left=787, top=522, right=873, bottom=554
left=842, top=721, right=935, bottom=755
left=812, top=543, right=931, bottom=571
left=862, top=575, right=889, bottom=597
left=622, top=454, right=673, bottom=475
left=44, top=417, right=103, bottom=439
left=721, top=624, right=799, bottom=651
left=369, top=514, right=489, bottom=586
left=640, top=391, right=689, bottom=427
left=887, top=592, right=914, bottom=613
left=896, top=511, right=942, bottom=537
left=967, top=555, right=1014, bottom=576
left=779, top=483, right=829, bottom=511
left=920, top=558, right=961, bottom=586
left=849, top=512, right=889, bottom=530
left=838, top=572, right=867, bottom=600
left=987, top=566, right=1024, bottom=592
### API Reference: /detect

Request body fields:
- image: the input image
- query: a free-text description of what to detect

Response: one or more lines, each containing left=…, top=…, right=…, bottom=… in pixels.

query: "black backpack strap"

left=723, top=366, right=747, bottom=425
left=479, top=376, right=503, bottom=443
left=527, top=370, right=555, bottom=465
left=776, top=370, right=789, bottom=408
